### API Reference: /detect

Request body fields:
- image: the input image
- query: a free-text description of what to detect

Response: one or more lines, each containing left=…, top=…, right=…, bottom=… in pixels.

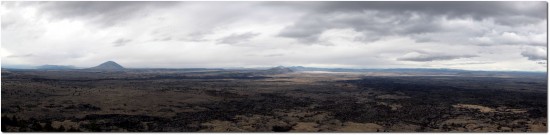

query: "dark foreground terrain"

left=1, top=68, right=547, bottom=132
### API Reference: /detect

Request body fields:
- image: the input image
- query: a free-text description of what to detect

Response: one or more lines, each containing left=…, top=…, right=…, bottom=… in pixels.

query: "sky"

left=1, top=1, right=548, bottom=71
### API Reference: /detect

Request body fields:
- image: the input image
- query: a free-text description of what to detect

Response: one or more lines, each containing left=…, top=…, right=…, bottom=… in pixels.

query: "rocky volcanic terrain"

left=1, top=61, right=547, bottom=132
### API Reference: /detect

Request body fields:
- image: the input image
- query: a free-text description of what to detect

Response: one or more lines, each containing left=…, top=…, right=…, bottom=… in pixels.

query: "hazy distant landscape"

left=2, top=1, right=547, bottom=132
left=1, top=61, right=547, bottom=132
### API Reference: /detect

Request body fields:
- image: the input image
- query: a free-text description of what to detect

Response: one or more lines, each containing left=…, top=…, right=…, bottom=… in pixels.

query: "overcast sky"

left=1, top=1, right=547, bottom=71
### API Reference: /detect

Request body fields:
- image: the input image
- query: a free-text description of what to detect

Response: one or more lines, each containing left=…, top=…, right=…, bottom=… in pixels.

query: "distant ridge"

left=263, top=66, right=294, bottom=74
left=37, top=65, right=76, bottom=69
left=89, top=61, right=124, bottom=70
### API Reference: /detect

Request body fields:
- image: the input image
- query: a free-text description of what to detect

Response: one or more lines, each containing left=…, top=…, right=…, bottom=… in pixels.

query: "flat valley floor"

left=1, top=69, right=547, bottom=132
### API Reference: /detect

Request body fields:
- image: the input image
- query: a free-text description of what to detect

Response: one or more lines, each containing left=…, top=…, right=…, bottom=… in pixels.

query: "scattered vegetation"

left=1, top=69, right=546, bottom=132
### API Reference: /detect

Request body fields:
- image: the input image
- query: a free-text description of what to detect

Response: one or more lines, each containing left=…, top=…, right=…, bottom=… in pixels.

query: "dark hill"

left=89, top=61, right=124, bottom=70
left=263, top=66, right=294, bottom=74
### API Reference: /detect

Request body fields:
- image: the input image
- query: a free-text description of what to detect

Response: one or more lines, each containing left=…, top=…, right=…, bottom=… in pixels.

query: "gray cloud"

left=278, top=1, right=546, bottom=45
left=113, top=38, right=132, bottom=47
left=521, top=47, right=547, bottom=61
left=279, top=11, right=445, bottom=44
left=264, top=54, right=284, bottom=57
left=264, top=1, right=546, bottom=23
left=152, top=37, right=172, bottom=42
left=1, top=1, right=546, bottom=71
left=7, top=53, right=33, bottom=58
left=397, top=52, right=478, bottom=62
left=218, top=32, right=260, bottom=44
left=314, top=1, right=546, bottom=21
left=178, top=32, right=210, bottom=42
left=32, top=1, right=179, bottom=27
left=160, top=37, right=172, bottom=41
left=1, top=19, right=14, bottom=29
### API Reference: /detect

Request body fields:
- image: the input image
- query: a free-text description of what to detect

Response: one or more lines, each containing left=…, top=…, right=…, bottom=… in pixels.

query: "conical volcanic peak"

left=90, top=61, right=124, bottom=70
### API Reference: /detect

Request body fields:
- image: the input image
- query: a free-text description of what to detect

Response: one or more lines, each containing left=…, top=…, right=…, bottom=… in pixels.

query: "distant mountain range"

left=254, top=66, right=294, bottom=75
left=2, top=61, right=125, bottom=70
left=288, top=66, right=468, bottom=73
left=37, top=65, right=77, bottom=69
left=1, top=61, right=545, bottom=74
left=266, top=66, right=294, bottom=74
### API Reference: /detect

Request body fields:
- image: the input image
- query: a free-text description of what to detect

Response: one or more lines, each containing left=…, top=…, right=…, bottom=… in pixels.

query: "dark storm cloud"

left=397, top=52, right=478, bottom=62
left=18, top=1, right=545, bottom=46
left=33, top=1, right=179, bottom=27
left=317, top=1, right=546, bottom=19
left=217, top=32, right=260, bottom=44
left=278, top=1, right=546, bottom=45
left=264, top=1, right=545, bottom=19
left=278, top=15, right=326, bottom=43
left=113, top=38, right=132, bottom=47
left=522, top=53, right=546, bottom=61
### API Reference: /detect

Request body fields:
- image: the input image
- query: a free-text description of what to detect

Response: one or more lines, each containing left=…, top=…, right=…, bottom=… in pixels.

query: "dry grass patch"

left=452, top=104, right=495, bottom=113
left=336, top=122, right=383, bottom=132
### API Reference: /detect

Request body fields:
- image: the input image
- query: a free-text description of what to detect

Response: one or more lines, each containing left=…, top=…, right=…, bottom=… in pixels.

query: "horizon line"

left=1, top=65, right=547, bottom=73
